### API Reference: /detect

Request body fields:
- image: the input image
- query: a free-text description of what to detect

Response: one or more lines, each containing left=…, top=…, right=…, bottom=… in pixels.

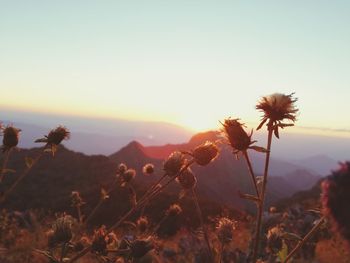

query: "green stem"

left=252, top=128, right=273, bottom=262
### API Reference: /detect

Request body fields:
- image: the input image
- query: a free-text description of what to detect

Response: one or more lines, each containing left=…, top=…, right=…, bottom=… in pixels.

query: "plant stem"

left=192, top=188, right=213, bottom=262
left=243, top=150, right=260, bottom=198
left=0, top=151, right=44, bottom=203
left=219, top=242, right=225, bottom=263
left=0, top=149, right=12, bottom=183
left=284, top=217, right=325, bottom=263
left=252, top=128, right=273, bottom=262
left=68, top=161, right=194, bottom=263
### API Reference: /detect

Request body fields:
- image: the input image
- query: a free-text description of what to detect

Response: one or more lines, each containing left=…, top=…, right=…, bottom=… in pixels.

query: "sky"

left=1, top=1, right=350, bottom=132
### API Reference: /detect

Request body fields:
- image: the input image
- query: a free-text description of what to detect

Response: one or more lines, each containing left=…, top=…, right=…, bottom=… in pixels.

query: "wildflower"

left=137, top=216, right=149, bottom=233
left=71, top=191, right=85, bottom=207
left=35, top=126, right=70, bottom=155
left=321, top=162, right=350, bottom=245
left=143, top=163, right=155, bottom=176
left=91, top=225, right=108, bottom=254
left=221, top=118, right=266, bottom=156
left=2, top=126, right=21, bottom=152
left=256, top=93, right=298, bottom=137
left=48, top=215, right=74, bottom=248
left=192, top=141, right=219, bottom=166
left=163, top=151, right=186, bottom=177
left=176, top=168, right=197, bottom=190
left=166, top=204, right=182, bottom=217
left=117, top=163, right=128, bottom=175
left=130, top=237, right=155, bottom=259
left=216, top=217, right=236, bottom=245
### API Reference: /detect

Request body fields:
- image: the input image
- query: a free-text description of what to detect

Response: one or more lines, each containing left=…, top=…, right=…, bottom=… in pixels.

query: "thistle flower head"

left=216, top=217, right=236, bottom=244
left=192, top=141, right=219, bottom=166
left=163, top=151, right=186, bottom=177
left=35, top=126, right=70, bottom=155
left=48, top=215, right=74, bottom=248
left=121, top=169, right=136, bottom=185
left=2, top=125, right=21, bottom=152
left=176, top=168, right=197, bottom=190
left=130, top=237, right=155, bottom=259
left=71, top=191, right=85, bottom=207
left=137, top=216, right=149, bottom=233
left=91, top=225, right=108, bottom=254
left=322, top=162, right=350, bottom=245
left=142, top=163, right=155, bottom=176
left=117, top=163, right=127, bottom=175
left=166, top=204, right=182, bottom=217
left=266, top=226, right=283, bottom=254
left=256, top=93, right=298, bottom=136
left=221, top=119, right=253, bottom=152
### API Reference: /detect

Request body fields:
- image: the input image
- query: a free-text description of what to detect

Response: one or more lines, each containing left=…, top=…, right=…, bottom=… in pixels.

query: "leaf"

left=274, top=126, right=280, bottom=139
left=257, top=118, right=268, bottom=130
left=277, top=241, right=288, bottom=262
left=25, top=157, right=34, bottom=168
left=249, top=146, right=269, bottom=153
left=34, top=138, right=48, bottom=143
left=238, top=192, right=260, bottom=203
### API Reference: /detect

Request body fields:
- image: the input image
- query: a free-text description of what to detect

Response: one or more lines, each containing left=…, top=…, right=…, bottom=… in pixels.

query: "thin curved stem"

left=284, top=217, right=325, bottom=262
left=243, top=150, right=260, bottom=198
left=0, top=149, right=12, bottom=183
left=252, top=128, right=273, bottom=262
left=192, top=188, right=213, bottom=262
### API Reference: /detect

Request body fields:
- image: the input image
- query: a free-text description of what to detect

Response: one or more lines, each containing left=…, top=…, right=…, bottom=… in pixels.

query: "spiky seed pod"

left=137, top=216, right=149, bottom=233
left=176, top=168, right=197, bottom=190
left=322, top=162, right=350, bottom=245
left=2, top=126, right=20, bottom=152
left=121, top=169, right=136, bottom=184
left=256, top=93, right=298, bottom=131
left=166, top=204, right=182, bottom=217
left=71, top=191, right=85, bottom=207
left=216, top=217, right=236, bottom=245
left=91, top=226, right=108, bottom=255
left=192, top=141, right=219, bottom=166
left=118, top=163, right=128, bottom=175
left=142, top=163, right=155, bottom=176
left=47, top=126, right=70, bottom=145
left=48, top=215, right=74, bottom=248
left=163, top=151, right=186, bottom=177
left=130, top=237, right=155, bottom=259
left=222, top=119, right=252, bottom=152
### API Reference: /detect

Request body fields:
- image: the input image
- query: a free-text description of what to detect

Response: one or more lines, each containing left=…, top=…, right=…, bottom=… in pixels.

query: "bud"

left=91, top=226, right=107, bottom=254
left=163, top=151, right=186, bottom=177
left=142, top=163, right=155, bottom=176
left=322, top=162, right=350, bottom=245
left=117, top=163, right=127, bottom=175
left=166, top=204, right=182, bottom=217
left=137, top=216, right=149, bottom=233
left=121, top=169, right=136, bottom=184
left=48, top=215, right=74, bottom=248
left=222, top=119, right=252, bottom=152
left=192, top=141, right=219, bottom=166
left=71, top=191, right=85, bottom=207
left=2, top=126, right=20, bottom=152
left=266, top=226, right=283, bottom=254
left=216, top=217, right=236, bottom=245
left=176, top=168, right=197, bottom=190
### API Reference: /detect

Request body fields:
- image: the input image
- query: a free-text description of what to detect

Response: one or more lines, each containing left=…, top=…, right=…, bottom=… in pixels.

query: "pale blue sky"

left=1, top=1, right=349, bottom=131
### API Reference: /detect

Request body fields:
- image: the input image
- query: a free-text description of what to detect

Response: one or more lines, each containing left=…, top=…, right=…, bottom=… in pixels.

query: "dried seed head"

left=118, top=163, right=128, bottom=175
left=121, top=169, right=136, bottom=184
left=47, top=126, right=70, bottom=145
left=167, top=204, right=182, bottom=217
left=130, top=237, right=155, bottom=259
left=142, top=163, right=155, bottom=176
left=91, top=226, right=108, bottom=254
left=222, top=119, right=252, bottom=152
left=216, top=217, right=236, bottom=244
left=163, top=151, right=186, bottom=176
left=176, top=168, right=197, bottom=190
left=322, top=162, right=350, bottom=245
left=2, top=126, right=20, bottom=152
left=192, top=141, right=219, bottom=166
left=71, top=191, right=85, bottom=207
left=256, top=93, right=298, bottom=130
left=48, top=215, right=74, bottom=248
left=266, top=226, right=283, bottom=253
left=137, top=216, right=149, bottom=233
